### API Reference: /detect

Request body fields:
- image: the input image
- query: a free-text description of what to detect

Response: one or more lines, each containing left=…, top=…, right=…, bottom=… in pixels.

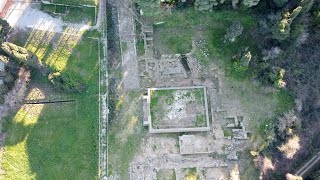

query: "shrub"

left=48, top=71, right=86, bottom=92
left=277, top=110, right=300, bottom=139
left=271, top=7, right=302, bottom=41
left=224, top=22, right=244, bottom=43
left=278, top=135, right=300, bottom=159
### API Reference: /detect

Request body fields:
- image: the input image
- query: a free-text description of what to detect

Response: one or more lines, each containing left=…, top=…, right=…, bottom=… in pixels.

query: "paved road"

left=117, top=0, right=140, bottom=90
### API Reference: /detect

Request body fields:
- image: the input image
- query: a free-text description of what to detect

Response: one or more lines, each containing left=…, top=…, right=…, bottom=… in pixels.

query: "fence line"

left=98, top=0, right=108, bottom=179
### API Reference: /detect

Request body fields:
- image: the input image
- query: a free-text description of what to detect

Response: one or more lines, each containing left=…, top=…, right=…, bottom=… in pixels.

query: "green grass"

left=223, top=129, right=232, bottom=137
left=135, top=20, right=145, bottom=57
left=41, top=3, right=96, bottom=25
left=150, top=8, right=256, bottom=66
left=2, top=31, right=100, bottom=179
left=137, top=39, right=145, bottom=57
left=51, top=0, right=97, bottom=6
left=107, top=91, right=147, bottom=179
left=195, top=114, right=206, bottom=127
left=183, top=167, right=199, bottom=179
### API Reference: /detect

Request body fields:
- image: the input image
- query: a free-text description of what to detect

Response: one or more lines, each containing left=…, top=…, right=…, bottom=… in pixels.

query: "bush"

left=277, top=110, right=300, bottom=139
left=278, top=135, right=300, bottom=159
left=224, top=21, right=243, bottom=43
left=48, top=71, right=86, bottom=93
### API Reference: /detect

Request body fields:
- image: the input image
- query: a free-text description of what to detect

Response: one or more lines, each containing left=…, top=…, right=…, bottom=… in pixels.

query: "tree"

left=224, top=21, right=243, bottom=43
left=277, top=110, right=301, bottom=139
left=271, top=6, right=302, bottom=41
left=286, top=174, right=303, bottom=180
left=242, top=0, right=260, bottom=7
left=0, top=19, right=10, bottom=45
left=1, top=42, right=48, bottom=74
left=278, top=135, right=300, bottom=159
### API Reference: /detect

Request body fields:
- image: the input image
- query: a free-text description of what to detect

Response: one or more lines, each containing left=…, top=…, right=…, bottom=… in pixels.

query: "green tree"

left=271, top=6, right=302, bottom=41
left=0, top=19, right=10, bottom=45
left=0, top=42, right=50, bottom=75
left=224, top=21, right=243, bottom=43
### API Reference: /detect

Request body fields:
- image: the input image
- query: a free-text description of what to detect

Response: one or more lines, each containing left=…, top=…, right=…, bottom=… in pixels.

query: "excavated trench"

left=106, top=0, right=121, bottom=126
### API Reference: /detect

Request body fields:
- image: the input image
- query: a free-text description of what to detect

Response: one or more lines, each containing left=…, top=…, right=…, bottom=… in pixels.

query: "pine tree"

left=271, top=6, right=302, bottom=41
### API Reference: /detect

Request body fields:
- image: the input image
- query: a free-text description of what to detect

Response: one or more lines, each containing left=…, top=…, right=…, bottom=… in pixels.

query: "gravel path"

left=117, top=0, right=140, bottom=90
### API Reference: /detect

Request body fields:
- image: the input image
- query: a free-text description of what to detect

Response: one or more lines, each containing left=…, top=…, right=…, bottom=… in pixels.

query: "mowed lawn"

left=2, top=31, right=100, bottom=179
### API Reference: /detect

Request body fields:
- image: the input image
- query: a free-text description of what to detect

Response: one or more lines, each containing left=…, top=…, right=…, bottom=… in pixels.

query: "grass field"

left=1, top=30, right=100, bottom=179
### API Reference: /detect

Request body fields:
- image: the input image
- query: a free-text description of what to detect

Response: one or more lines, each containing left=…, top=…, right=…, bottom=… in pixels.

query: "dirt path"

left=117, top=0, right=140, bottom=90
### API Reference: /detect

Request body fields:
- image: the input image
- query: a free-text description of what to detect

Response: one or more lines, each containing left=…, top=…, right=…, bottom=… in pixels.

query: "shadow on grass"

left=2, top=28, right=100, bottom=179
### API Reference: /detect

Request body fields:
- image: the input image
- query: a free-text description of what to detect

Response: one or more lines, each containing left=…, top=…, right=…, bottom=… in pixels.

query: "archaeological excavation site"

left=127, top=23, right=252, bottom=180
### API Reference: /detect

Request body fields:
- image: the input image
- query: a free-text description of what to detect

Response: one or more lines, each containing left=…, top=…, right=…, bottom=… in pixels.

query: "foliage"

left=230, top=48, right=252, bottom=79
left=224, top=21, right=243, bottom=43
left=48, top=71, right=86, bottom=92
left=276, top=110, right=300, bottom=140
left=271, top=6, right=302, bottom=41
left=0, top=19, right=10, bottom=45
left=242, top=0, right=260, bottom=7
left=253, top=156, right=275, bottom=176
left=312, top=3, right=320, bottom=34
left=278, top=135, right=300, bottom=159
left=134, top=0, right=162, bottom=17
left=1, top=42, right=47, bottom=73
left=223, top=129, right=232, bottom=137
left=286, top=173, right=303, bottom=180
left=195, top=114, right=205, bottom=126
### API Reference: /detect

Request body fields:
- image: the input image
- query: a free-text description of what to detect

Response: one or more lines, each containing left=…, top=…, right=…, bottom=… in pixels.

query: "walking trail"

left=117, top=0, right=140, bottom=90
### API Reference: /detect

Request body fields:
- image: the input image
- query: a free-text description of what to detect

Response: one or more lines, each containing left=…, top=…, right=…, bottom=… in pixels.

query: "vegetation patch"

left=183, top=167, right=199, bottom=180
